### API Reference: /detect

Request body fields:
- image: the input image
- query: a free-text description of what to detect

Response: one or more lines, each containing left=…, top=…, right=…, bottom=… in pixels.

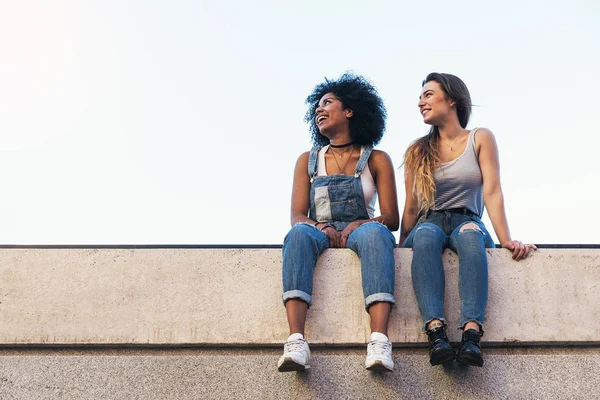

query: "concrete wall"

left=1, top=348, right=599, bottom=400
left=1, top=248, right=598, bottom=346
left=1, top=248, right=599, bottom=399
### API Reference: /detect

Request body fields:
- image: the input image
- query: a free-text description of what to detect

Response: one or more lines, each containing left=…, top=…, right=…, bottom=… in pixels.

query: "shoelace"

left=427, top=328, right=448, bottom=343
left=367, top=340, right=391, bottom=355
left=284, top=339, right=306, bottom=353
left=463, top=330, right=481, bottom=345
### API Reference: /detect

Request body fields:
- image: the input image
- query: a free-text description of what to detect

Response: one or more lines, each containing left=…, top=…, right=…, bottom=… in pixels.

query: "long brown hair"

left=403, top=73, right=472, bottom=214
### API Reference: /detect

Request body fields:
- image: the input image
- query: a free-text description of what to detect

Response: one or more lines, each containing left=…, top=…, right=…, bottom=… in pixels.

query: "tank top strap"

left=354, top=145, right=373, bottom=177
left=469, top=127, right=480, bottom=156
left=308, top=146, right=322, bottom=178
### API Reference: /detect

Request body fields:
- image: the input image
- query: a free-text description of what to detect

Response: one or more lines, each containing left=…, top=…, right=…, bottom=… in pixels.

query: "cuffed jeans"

left=402, top=211, right=495, bottom=331
left=282, top=222, right=396, bottom=310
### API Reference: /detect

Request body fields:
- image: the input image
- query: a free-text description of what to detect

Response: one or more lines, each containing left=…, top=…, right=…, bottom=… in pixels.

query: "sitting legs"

left=450, top=222, right=489, bottom=367
left=278, top=223, right=328, bottom=372
left=279, top=222, right=397, bottom=373
left=347, top=222, right=397, bottom=372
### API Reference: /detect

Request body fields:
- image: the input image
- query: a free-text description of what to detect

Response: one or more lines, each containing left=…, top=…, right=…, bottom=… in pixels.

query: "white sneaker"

left=277, top=333, right=311, bottom=372
left=365, top=332, right=394, bottom=372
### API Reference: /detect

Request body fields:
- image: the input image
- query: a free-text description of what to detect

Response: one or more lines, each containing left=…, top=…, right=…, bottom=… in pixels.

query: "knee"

left=457, top=223, right=485, bottom=239
left=350, top=222, right=395, bottom=248
left=454, top=223, right=486, bottom=246
left=411, top=224, right=444, bottom=249
left=459, top=222, right=482, bottom=234
left=283, top=223, right=320, bottom=246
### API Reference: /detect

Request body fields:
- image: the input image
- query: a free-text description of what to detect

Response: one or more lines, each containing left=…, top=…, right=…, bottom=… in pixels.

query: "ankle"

left=426, top=320, right=445, bottom=332
left=463, top=322, right=480, bottom=332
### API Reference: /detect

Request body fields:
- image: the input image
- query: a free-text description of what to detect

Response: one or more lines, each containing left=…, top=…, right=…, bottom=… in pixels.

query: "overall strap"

left=307, top=146, right=322, bottom=179
left=354, top=145, right=373, bottom=177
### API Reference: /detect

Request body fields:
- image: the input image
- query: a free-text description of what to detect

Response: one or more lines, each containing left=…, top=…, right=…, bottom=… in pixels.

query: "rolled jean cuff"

left=282, top=290, right=312, bottom=308
left=459, top=319, right=485, bottom=335
left=364, top=293, right=395, bottom=311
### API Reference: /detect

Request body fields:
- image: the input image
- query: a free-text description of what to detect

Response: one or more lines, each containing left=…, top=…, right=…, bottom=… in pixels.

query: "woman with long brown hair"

left=400, top=72, right=535, bottom=367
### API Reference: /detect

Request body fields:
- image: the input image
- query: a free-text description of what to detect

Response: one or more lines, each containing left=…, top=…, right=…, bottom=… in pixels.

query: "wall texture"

left=1, top=248, right=598, bottom=345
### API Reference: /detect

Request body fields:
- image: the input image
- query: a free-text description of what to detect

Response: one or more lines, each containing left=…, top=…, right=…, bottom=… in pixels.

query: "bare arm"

left=290, top=152, right=313, bottom=226
left=477, top=128, right=535, bottom=260
left=399, top=168, right=419, bottom=247
left=477, top=129, right=510, bottom=243
left=368, top=150, right=399, bottom=231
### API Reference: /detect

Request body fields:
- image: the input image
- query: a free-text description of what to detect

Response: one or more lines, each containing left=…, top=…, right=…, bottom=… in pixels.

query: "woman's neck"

left=437, top=122, right=466, bottom=140
left=327, top=131, right=353, bottom=147
left=434, top=109, right=467, bottom=139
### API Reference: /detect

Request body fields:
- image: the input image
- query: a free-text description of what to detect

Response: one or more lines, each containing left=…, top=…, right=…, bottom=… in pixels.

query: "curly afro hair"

left=304, top=72, right=387, bottom=148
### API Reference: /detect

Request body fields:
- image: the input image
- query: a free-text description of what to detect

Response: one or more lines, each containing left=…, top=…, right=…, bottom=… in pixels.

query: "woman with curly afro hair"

left=278, top=73, right=399, bottom=373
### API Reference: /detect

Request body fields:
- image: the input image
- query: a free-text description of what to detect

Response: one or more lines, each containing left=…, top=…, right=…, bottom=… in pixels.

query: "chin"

left=422, top=116, right=436, bottom=126
left=317, top=127, right=330, bottom=136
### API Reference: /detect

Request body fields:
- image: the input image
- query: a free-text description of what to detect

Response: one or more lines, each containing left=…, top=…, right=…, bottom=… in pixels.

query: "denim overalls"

left=282, top=146, right=396, bottom=310
left=402, top=210, right=495, bottom=331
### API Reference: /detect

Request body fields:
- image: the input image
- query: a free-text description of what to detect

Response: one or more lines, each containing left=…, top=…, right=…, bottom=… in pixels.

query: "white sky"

left=1, top=0, right=599, bottom=245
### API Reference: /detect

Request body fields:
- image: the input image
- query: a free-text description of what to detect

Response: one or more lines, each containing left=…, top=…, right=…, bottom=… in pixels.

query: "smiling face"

left=315, top=93, right=353, bottom=136
left=418, top=80, right=456, bottom=126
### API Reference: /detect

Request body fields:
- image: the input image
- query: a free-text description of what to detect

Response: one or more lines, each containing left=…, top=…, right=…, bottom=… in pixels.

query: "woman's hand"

left=322, top=226, right=343, bottom=248
left=339, top=221, right=362, bottom=248
left=502, top=240, right=537, bottom=261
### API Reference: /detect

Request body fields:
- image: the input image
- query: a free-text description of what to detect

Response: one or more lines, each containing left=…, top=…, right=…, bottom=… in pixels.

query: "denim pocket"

left=330, top=198, right=358, bottom=221
left=327, top=183, right=354, bottom=201
left=327, top=184, right=358, bottom=221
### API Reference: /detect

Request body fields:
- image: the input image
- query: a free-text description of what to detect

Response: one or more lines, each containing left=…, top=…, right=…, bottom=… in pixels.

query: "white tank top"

left=316, top=146, right=377, bottom=219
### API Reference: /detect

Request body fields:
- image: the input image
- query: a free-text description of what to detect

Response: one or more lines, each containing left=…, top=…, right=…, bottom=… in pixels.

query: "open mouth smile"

left=316, top=115, right=328, bottom=125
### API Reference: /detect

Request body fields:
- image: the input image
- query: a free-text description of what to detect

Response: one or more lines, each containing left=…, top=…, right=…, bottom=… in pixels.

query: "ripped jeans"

left=282, top=221, right=396, bottom=311
left=402, top=211, right=495, bottom=332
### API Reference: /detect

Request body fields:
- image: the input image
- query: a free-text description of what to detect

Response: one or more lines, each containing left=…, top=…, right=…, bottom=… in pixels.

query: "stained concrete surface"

left=0, top=248, right=598, bottom=346
left=0, top=348, right=598, bottom=400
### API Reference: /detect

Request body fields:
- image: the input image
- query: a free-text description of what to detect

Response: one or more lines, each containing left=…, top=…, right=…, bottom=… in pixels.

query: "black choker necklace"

left=330, top=141, right=354, bottom=148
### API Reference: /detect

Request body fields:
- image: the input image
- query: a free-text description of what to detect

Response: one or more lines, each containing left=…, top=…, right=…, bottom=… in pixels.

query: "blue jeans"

left=402, top=211, right=495, bottom=331
left=282, top=221, right=396, bottom=310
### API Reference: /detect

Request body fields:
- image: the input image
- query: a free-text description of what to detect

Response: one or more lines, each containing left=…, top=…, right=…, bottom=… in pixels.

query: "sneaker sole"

left=278, top=358, right=310, bottom=372
left=457, top=353, right=483, bottom=367
left=365, top=360, right=393, bottom=373
left=430, top=349, right=456, bottom=366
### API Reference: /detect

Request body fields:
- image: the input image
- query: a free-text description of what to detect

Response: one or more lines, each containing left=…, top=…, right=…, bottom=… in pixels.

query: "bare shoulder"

left=474, top=127, right=497, bottom=150
left=367, top=149, right=394, bottom=180
left=474, top=127, right=495, bottom=142
left=296, top=151, right=311, bottom=165
left=292, top=151, right=311, bottom=177
left=369, top=149, right=394, bottom=165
